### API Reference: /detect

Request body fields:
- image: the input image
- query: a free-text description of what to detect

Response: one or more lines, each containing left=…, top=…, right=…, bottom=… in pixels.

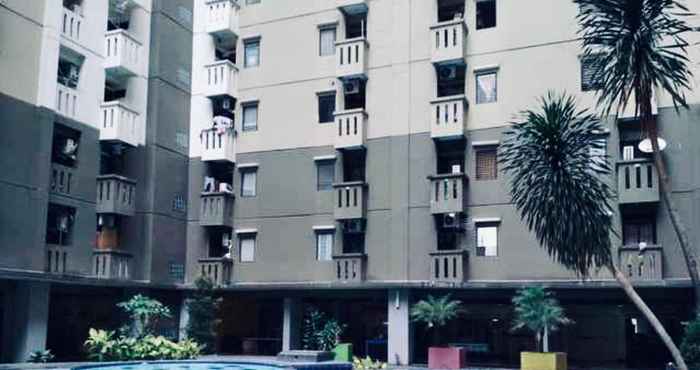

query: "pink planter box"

left=428, top=347, right=467, bottom=369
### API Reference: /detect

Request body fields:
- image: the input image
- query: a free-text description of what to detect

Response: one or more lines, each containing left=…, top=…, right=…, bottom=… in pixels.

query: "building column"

left=3, top=281, right=50, bottom=362
left=388, top=289, right=412, bottom=366
left=282, top=297, right=302, bottom=352
left=178, top=297, right=190, bottom=340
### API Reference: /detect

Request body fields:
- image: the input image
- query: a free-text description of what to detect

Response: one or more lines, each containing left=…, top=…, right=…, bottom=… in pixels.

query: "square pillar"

left=3, top=281, right=50, bottom=362
left=178, top=298, right=190, bottom=341
left=282, top=297, right=302, bottom=352
left=388, top=289, right=412, bottom=365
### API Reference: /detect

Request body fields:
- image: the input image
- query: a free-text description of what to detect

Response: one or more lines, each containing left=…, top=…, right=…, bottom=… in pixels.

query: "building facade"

left=1, top=0, right=699, bottom=367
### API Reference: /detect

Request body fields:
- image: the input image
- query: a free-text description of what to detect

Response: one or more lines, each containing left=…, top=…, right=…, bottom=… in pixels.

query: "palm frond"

left=410, top=294, right=465, bottom=328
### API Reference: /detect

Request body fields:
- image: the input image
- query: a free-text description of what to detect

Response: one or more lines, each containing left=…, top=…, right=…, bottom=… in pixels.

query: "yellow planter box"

left=520, top=352, right=567, bottom=370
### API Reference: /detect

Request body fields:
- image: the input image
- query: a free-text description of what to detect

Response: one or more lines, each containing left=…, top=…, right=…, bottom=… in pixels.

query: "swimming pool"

left=72, top=361, right=352, bottom=370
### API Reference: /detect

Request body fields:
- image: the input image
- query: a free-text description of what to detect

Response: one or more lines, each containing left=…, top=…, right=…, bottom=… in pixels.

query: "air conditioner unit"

left=222, top=233, right=231, bottom=247
left=221, top=97, right=234, bottom=111
left=451, top=165, right=462, bottom=174
left=63, top=138, right=79, bottom=159
left=441, top=213, right=462, bottom=229
left=439, top=65, right=458, bottom=80
left=344, top=80, right=361, bottom=95
left=343, top=219, right=366, bottom=234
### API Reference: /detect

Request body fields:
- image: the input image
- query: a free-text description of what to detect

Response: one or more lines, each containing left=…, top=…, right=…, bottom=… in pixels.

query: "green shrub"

left=301, top=307, right=346, bottom=351
left=27, top=349, right=54, bottom=363
left=185, top=277, right=222, bottom=353
left=84, top=328, right=201, bottom=361
left=681, top=315, right=700, bottom=370
left=117, top=295, right=172, bottom=338
left=352, top=356, right=387, bottom=370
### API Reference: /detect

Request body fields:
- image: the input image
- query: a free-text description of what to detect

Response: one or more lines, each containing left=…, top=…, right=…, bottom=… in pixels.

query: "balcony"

left=617, top=160, right=659, bottom=204
left=430, top=19, right=468, bottom=65
left=61, top=6, right=83, bottom=44
left=334, top=108, right=367, bottom=150
left=50, top=163, right=75, bottom=196
left=96, top=175, right=136, bottom=216
left=204, top=60, right=238, bottom=98
left=333, top=181, right=367, bottom=220
left=205, top=0, right=239, bottom=46
left=619, top=245, right=663, bottom=281
left=201, top=128, right=236, bottom=163
left=56, top=83, right=78, bottom=118
left=333, top=253, right=366, bottom=283
left=200, top=192, right=235, bottom=227
left=430, top=95, right=467, bottom=140
left=100, top=101, right=141, bottom=146
left=198, top=257, right=233, bottom=286
left=430, top=250, right=468, bottom=283
left=336, top=38, right=368, bottom=80
left=92, top=249, right=132, bottom=280
left=336, top=0, right=368, bottom=12
left=105, top=30, right=141, bottom=78
left=46, top=244, right=69, bottom=274
left=428, top=173, right=467, bottom=214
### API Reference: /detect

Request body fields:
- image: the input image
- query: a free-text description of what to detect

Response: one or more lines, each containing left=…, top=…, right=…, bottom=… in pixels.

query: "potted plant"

left=298, top=307, right=348, bottom=361
left=512, top=287, right=572, bottom=370
left=410, top=294, right=465, bottom=369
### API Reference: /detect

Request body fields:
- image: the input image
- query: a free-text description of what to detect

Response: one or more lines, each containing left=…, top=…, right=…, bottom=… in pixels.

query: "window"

left=623, top=218, right=656, bottom=246
left=476, top=0, right=496, bottom=30
left=316, top=231, right=334, bottom=261
left=317, top=161, right=335, bottom=191
left=244, top=39, right=260, bottom=67
left=242, top=103, right=258, bottom=131
left=437, top=0, right=465, bottom=22
left=581, top=56, right=603, bottom=92
left=475, top=147, right=498, bottom=180
left=475, top=71, right=497, bottom=104
left=319, top=27, right=336, bottom=56
left=241, top=168, right=257, bottom=197
left=476, top=223, right=498, bottom=257
left=589, top=136, right=607, bottom=171
left=318, top=93, right=336, bottom=123
left=437, top=65, right=466, bottom=97
left=239, top=234, right=256, bottom=262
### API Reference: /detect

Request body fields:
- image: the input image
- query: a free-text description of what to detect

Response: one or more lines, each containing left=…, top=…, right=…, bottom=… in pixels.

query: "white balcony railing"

left=61, top=6, right=83, bottom=43
left=105, top=29, right=141, bottom=77
left=430, top=19, right=468, bottom=64
left=56, top=83, right=78, bottom=118
left=100, top=101, right=140, bottom=146
left=204, top=60, right=238, bottom=98
left=201, top=128, right=236, bottom=163
left=334, top=108, right=367, bottom=150
left=336, top=37, right=368, bottom=79
left=205, top=0, right=239, bottom=39
left=430, top=95, right=467, bottom=139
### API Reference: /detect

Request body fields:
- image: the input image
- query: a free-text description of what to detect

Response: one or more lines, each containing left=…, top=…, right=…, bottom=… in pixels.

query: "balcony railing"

left=336, top=37, right=368, bottom=79
left=105, top=29, right=141, bottom=77
left=617, top=160, right=659, bottom=204
left=96, top=175, right=136, bottom=216
left=93, top=249, right=132, bottom=280
left=50, top=163, right=75, bottom=196
left=430, top=250, right=468, bottom=283
left=619, top=245, right=663, bottom=281
left=198, top=257, right=233, bottom=286
left=334, top=108, right=367, bottom=150
left=200, top=192, right=235, bottom=227
left=56, top=83, right=78, bottom=118
left=430, top=95, right=467, bottom=139
left=46, top=244, right=69, bottom=274
left=205, top=0, right=239, bottom=42
left=428, top=173, right=467, bottom=214
left=333, top=253, right=366, bottom=282
left=333, top=181, right=367, bottom=220
left=430, top=19, right=467, bottom=65
left=204, top=60, right=238, bottom=98
left=201, top=128, right=236, bottom=163
left=61, top=6, right=83, bottom=43
left=100, top=101, right=140, bottom=146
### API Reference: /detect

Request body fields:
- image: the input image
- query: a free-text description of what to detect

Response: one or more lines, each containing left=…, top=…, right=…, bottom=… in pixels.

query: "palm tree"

left=410, top=294, right=464, bottom=346
left=575, top=0, right=699, bottom=305
left=512, top=287, right=572, bottom=353
left=499, top=92, right=688, bottom=369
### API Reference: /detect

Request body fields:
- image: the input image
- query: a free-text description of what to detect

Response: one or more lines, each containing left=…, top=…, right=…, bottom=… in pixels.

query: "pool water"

left=74, top=362, right=285, bottom=370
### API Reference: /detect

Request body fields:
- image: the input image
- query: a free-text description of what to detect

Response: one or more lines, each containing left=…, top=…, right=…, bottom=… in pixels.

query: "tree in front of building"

left=499, top=92, right=688, bottom=369
left=117, top=294, right=172, bottom=338
left=410, top=294, right=464, bottom=346
left=575, top=0, right=699, bottom=305
left=301, top=307, right=345, bottom=351
left=185, top=277, right=223, bottom=353
left=681, top=315, right=700, bottom=370
left=511, top=287, right=571, bottom=353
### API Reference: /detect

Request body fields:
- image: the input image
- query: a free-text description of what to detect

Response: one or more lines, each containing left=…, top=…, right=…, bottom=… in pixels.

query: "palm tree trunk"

left=607, top=263, right=687, bottom=370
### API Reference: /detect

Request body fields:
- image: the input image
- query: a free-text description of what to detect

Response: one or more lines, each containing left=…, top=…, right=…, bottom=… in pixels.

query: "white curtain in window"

left=240, top=237, right=255, bottom=262
left=243, top=105, right=258, bottom=130
left=317, top=233, right=333, bottom=261
left=477, top=225, right=498, bottom=256
left=242, top=171, right=256, bottom=196
left=320, top=28, right=336, bottom=56
left=245, top=42, right=260, bottom=67
left=476, top=73, right=497, bottom=103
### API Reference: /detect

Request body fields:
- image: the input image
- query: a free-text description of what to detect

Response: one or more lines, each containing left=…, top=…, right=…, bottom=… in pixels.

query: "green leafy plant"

left=117, top=294, right=172, bottom=338
left=352, top=356, right=387, bottom=370
left=301, top=307, right=346, bottom=351
left=84, top=329, right=201, bottom=361
left=511, top=287, right=572, bottom=353
left=84, top=328, right=118, bottom=361
left=317, top=318, right=344, bottom=351
left=185, top=277, right=222, bottom=353
left=410, top=294, right=464, bottom=346
left=27, top=349, right=54, bottom=363
left=681, top=315, right=700, bottom=370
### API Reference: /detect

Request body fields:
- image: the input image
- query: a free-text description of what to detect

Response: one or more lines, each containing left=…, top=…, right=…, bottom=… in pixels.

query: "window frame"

left=316, top=160, right=335, bottom=191
left=238, top=233, right=257, bottom=263
left=319, top=26, right=337, bottom=57
left=315, top=230, right=334, bottom=261
left=475, top=222, right=499, bottom=257
left=317, top=92, right=336, bottom=124
left=242, top=102, right=259, bottom=132
left=475, top=70, right=498, bottom=104
left=474, top=146, right=498, bottom=181
left=240, top=168, right=257, bottom=197
left=244, top=39, right=261, bottom=68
